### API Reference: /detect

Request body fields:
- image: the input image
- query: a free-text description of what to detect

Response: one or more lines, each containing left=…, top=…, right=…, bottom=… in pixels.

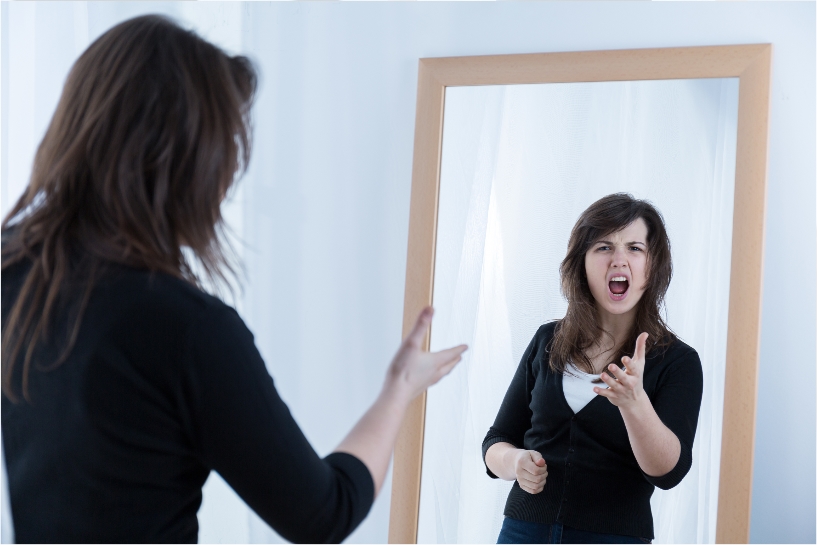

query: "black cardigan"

left=482, top=321, right=703, bottom=540
left=2, top=261, right=374, bottom=543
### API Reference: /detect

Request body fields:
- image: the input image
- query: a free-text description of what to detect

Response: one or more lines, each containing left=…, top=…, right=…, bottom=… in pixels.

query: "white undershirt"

left=562, top=363, right=604, bottom=413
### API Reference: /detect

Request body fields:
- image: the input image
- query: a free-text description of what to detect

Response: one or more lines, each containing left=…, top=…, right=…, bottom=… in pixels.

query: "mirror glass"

left=418, top=78, right=739, bottom=544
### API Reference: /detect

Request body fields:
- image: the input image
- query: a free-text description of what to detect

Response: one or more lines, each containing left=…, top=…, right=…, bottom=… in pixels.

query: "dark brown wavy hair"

left=1, top=15, right=257, bottom=401
left=549, top=193, right=675, bottom=375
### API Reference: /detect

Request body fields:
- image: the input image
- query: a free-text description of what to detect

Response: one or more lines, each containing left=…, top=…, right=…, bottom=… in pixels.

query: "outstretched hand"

left=594, top=332, right=648, bottom=410
left=335, top=306, right=467, bottom=499
left=387, top=306, right=468, bottom=401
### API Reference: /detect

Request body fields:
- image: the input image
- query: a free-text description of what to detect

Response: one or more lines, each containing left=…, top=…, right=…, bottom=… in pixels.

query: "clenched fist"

left=506, top=449, right=548, bottom=494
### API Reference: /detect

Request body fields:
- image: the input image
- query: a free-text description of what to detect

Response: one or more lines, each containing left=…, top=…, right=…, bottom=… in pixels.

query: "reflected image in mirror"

left=419, top=78, right=739, bottom=544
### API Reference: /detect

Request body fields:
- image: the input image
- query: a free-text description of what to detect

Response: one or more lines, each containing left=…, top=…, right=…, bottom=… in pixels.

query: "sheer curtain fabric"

left=419, top=79, right=739, bottom=544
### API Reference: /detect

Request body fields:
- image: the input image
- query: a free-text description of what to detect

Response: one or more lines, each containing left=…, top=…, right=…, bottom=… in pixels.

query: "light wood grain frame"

left=389, top=45, right=771, bottom=544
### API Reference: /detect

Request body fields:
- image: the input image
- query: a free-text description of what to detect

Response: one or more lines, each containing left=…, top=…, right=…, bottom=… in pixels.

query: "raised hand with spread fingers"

left=594, top=332, right=682, bottom=478
left=335, top=306, right=467, bottom=496
left=594, top=332, right=649, bottom=410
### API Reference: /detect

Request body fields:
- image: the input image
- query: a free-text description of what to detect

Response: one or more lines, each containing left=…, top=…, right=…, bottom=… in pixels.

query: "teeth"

left=610, top=276, right=627, bottom=282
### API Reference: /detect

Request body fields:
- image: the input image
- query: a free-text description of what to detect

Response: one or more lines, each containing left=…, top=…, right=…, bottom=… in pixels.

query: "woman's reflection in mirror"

left=483, top=193, right=703, bottom=544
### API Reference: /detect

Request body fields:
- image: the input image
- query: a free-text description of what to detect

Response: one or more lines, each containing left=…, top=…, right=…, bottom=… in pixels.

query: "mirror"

left=389, top=46, right=771, bottom=545
left=419, top=78, right=738, bottom=544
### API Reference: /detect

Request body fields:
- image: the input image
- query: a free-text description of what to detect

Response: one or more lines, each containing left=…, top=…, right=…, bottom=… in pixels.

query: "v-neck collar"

left=558, top=371, right=605, bottom=416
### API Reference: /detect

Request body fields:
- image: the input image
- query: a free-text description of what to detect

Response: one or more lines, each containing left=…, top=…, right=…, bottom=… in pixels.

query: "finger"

left=522, top=463, right=548, bottom=477
left=518, top=473, right=546, bottom=486
left=593, top=386, right=614, bottom=399
left=439, top=355, right=461, bottom=374
left=634, top=332, right=649, bottom=363
left=529, top=451, right=546, bottom=467
left=434, top=353, right=463, bottom=382
left=520, top=483, right=539, bottom=494
left=518, top=478, right=545, bottom=493
left=620, top=355, right=631, bottom=372
left=432, top=344, right=468, bottom=367
left=516, top=473, right=537, bottom=486
left=522, top=454, right=547, bottom=471
left=522, top=472, right=548, bottom=486
left=607, top=363, right=628, bottom=381
left=405, top=307, right=433, bottom=347
left=525, top=482, right=545, bottom=494
left=523, top=452, right=547, bottom=475
left=598, top=372, right=617, bottom=389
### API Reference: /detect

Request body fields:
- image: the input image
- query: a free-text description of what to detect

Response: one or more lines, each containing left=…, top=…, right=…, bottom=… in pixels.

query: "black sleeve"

left=641, top=347, right=704, bottom=490
left=481, top=326, right=543, bottom=478
left=179, top=304, right=374, bottom=543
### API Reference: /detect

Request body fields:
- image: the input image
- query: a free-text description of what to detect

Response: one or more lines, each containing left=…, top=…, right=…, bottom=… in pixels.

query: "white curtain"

left=419, top=78, right=738, bottom=544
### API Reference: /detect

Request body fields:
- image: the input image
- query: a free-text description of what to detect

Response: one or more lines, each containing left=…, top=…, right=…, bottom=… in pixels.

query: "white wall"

left=2, top=2, right=814, bottom=544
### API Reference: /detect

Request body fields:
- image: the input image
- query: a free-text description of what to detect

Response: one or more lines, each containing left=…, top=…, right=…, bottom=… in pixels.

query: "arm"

left=334, top=307, right=467, bottom=496
left=481, top=326, right=548, bottom=494
left=595, top=333, right=703, bottom=485
left=186, top=304, right=465, bottom=543
left=617, top=394, right=681, bottom=477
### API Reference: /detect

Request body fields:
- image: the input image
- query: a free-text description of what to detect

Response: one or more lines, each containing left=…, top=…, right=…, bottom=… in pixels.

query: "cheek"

left=634, top=257, right=649, bottom=289
left=584, top=257, right=605, bottom=291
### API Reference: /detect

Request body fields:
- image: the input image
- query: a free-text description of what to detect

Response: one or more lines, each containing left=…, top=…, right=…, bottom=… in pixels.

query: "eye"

left=629, top=246, right=642, bottom=252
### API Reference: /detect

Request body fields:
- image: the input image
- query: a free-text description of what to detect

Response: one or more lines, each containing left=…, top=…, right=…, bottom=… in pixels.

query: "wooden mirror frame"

left=388, top=44, right=771, bottom=545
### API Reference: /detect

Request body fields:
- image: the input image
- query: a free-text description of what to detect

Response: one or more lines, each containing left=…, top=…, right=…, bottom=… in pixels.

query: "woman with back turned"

left=483, top=194, right=704, bottom=544
left=1, top=15, right=466, bottom=543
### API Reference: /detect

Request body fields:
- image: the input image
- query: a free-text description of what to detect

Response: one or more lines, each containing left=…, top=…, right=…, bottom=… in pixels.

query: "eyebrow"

left=595, top=240, right=647, bottom=246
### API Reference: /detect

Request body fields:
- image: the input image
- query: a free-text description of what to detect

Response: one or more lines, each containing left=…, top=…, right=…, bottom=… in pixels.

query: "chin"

left=603, top=303, right=638, bottom=316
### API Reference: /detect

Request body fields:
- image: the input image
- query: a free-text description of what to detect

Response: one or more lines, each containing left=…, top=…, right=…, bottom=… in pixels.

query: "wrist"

left=501, top=447, right=522, bottom=477
left=380, top=376, right=415, bottom=407
left=619, top=390, right=652, bottom=419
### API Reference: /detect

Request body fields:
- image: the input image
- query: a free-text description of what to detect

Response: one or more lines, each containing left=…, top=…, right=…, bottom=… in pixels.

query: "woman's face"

left=584, top=218, right=649, bottom=321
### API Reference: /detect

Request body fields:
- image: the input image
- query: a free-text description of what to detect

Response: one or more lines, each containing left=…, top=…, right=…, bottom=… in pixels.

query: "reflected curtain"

left=419, top=79, right=738, bottom=544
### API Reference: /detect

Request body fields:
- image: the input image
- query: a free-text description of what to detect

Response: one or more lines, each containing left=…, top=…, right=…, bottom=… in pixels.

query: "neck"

left=595, top=305, right=637, bottom=351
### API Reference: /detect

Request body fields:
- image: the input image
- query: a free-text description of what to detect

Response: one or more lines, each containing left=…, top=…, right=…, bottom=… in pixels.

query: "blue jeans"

left=496, top=517, right=651, bottom=544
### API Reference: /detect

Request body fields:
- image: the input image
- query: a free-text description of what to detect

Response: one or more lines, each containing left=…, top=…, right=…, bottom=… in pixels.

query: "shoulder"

left=95, top=265, right=245, bottom=351
left=533, top=320, right=560, bottom=343
left=103, top=265, right=233, bottom=319
left=524, top=320, right=559, bottom=355
left=653, top=336, right=701, bottom=367
left=647, top=335, right=703, bottom=387
left=523, top=321, right=560, bottom=371
left=94, top=267, right=256, bottom=390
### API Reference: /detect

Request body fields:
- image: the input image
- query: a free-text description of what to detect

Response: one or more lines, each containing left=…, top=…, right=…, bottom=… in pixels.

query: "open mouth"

left=608, top=276, right=629, bottom=300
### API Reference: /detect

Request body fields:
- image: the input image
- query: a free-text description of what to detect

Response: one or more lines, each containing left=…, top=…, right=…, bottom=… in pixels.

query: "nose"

left=611, top=246, right=628, bottom=268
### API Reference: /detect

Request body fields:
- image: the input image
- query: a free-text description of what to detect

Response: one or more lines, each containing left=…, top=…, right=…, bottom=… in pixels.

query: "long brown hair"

left=549, top=193, right=675, bottom=375
left=1, top=15, right=257, bottom=401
